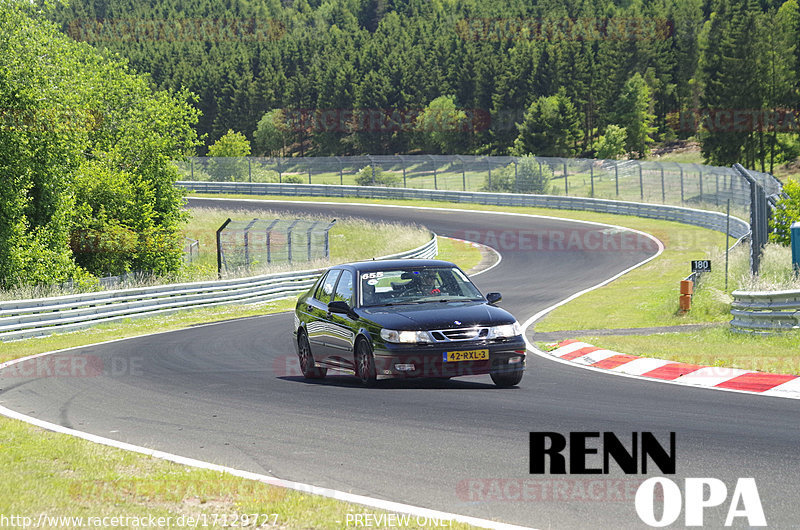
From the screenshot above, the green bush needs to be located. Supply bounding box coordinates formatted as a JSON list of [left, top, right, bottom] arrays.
[[595, 125, 628, 160], [0, 5, 198, 288], [354, 166, 401, 187], [480, 155, 553, 194], [770, 178, 800, 246], [207, 130, 251, 181], [281, 174, 305, 184]]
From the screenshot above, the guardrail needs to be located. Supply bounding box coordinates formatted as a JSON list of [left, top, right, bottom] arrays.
[[179, 181, 751, 239], [730, 290, 800, 333], [0, 235, 438, 342]]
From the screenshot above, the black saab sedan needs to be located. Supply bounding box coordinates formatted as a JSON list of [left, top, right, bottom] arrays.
[[293, 259, 526, 387]]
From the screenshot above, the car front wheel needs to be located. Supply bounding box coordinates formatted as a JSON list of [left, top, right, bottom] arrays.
[[297, 331, 327, 380], [355, 339, 377, 387], [490, 370, 523, 387]]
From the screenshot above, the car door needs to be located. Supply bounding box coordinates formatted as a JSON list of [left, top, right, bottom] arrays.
[[305, 269, 340, 363], [325, 270, 357, 369]]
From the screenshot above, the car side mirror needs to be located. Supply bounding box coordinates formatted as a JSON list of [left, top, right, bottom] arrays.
[[486, 292, 502, 305], [328, 301, 353, 316]]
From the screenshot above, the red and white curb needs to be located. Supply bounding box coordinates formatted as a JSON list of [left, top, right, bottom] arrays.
[[546, 340, 800, 399]]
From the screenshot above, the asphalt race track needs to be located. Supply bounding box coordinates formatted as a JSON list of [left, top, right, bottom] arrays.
[[2, 199, 799, 529]]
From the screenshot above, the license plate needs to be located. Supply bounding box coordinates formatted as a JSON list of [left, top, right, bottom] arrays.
[[443, 349, 489, 362]]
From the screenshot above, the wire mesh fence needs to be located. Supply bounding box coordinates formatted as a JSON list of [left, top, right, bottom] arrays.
[[175, 155, 782, 215], [216, 218, 336, 276]]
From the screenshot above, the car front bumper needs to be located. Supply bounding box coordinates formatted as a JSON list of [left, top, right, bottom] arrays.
[[373, 337, 527, 378]]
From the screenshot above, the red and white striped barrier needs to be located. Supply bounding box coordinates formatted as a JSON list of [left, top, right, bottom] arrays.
[[546, 340, 800, 399]]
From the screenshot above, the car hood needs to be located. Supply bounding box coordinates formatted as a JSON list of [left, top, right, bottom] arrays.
[[359, 301, 516, 330]]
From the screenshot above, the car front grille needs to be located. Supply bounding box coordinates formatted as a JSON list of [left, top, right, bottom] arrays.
[[430, 327, 489, 342]]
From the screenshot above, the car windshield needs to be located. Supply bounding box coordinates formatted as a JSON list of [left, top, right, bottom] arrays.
[[359, 267, 483, 307]]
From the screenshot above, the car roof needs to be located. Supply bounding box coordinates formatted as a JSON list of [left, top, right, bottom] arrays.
[[331, 259, 458, 273]]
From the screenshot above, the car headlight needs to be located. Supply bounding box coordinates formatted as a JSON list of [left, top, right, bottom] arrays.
[[487, 321, 521, 339], [380, 329, 432, 344]]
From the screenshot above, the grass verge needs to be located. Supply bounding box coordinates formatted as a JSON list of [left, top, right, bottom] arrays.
[[548, 241, 800, 375], [548, 327, 800, 375], [0, 415, 476, 529], [438, 237, 483, 272], [184, 207, 433, 279]]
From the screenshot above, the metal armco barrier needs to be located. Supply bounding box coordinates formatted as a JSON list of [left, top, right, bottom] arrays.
[[0, 235, 437, 342], [179, 181, 751, 239], [731, 290, 800, 333]]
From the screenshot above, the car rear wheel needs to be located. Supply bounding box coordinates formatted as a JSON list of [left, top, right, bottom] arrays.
[[298, 331, 327, 379], [355, 339, 377, 387], [490, 370, 523, 387]]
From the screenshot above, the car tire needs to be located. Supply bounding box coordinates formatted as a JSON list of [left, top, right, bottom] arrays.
[[490, 370, 523, 387], [355, 339, 377, 387], [297, 331, 327, 379]]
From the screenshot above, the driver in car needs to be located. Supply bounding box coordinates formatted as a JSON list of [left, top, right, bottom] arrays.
[[411, 270, 441, 295]]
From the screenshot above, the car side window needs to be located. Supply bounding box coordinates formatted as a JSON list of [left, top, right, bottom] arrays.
[[315, 270, 340, 305], [332, 271, 354, 306]]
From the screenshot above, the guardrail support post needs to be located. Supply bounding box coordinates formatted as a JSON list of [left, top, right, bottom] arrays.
[[638, 162, 644, 200], [306, 221, 317, 261], [217, 218, 232, 279], [265, 219, 280, 264], [698, 169, 703, 201], [243, 219, 258, 270], [324, 219, 336, 259], [287, 219, 301, 263], [792, 222, 800, 274], [725, 199, 731, 290], [733, 163, 769, 275]]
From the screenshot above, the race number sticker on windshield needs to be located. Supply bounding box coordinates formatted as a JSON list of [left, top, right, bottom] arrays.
[[443, 349, 489, 362]]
